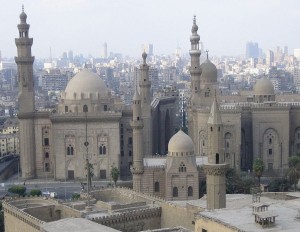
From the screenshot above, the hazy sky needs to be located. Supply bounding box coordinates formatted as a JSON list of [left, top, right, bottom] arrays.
[[0, 0, 299, 59]]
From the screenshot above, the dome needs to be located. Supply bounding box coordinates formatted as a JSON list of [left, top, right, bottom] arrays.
[[254, 78, 274, 95], [64, 68, 108, 100], [168, 130, 194, 153], [200, 59, 217, 83]]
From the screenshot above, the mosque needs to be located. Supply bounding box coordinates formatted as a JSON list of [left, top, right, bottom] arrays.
[[16, 7, 178, 181], [17, 5, 300, 199]]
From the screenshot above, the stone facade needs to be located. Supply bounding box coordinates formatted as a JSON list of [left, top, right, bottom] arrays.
[[15, 9, 178, 181]]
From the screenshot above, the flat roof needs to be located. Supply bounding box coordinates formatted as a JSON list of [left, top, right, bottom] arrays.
[[197, 194, 300, 232], [41, 218, 120, 232]]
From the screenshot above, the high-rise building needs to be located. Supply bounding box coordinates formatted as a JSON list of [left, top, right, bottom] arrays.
[[246, 42, 259, 59], [294, 49, 300, 61], [266, 50, 274, 66], [103, 42, 107, 59], [68, 50, 73, 62], [141, 44, 153, 56]]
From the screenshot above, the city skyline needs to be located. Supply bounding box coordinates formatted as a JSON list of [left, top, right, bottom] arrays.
[[0, 0, 299, 58]]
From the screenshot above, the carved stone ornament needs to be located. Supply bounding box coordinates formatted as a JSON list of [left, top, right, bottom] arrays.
[[203, 164, 229, 176]]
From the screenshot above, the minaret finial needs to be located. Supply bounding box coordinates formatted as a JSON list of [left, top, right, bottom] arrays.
[[142, 51, 147, 65], [206, 50, 209, 60], [193, 15, 196, 24], [22, 4, 24, 12]]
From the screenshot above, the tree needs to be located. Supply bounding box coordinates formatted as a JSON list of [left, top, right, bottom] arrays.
[[111, 166, 120, 187], [71, 193, 81, 200], [286, 156, 300, 191], [29, 189, 42, 196], [8, 185, 26, 196], [253, 158, 264, 188]]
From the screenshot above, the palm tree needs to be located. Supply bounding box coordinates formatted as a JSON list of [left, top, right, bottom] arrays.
[[253, 157, 264, 188], [286, 156, 300, 191]]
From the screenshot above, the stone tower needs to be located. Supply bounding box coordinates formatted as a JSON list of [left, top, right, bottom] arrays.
[[204, 95, 228, 210], [139, 52, 152, 157], [15, 6, 36, 179], [130, 80, 144, 191], [189, 16, 201, 105]]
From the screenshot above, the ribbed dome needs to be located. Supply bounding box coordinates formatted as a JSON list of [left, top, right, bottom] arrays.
[[64, 68, 108, 100], [200, 59, 217, 83], [254, 78, 274, 95], [168, 130, 194, 153]]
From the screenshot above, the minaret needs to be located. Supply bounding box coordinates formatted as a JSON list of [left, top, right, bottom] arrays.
[[204, 94, 228, 210], [16, 5, 35, 112], [189, 16, 201, 104], [15, 6, 36, 179], [139, 52, 152, 156], [130, 81, 144, 192]]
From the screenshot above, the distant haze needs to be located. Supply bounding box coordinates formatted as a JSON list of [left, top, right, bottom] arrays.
[[0, 0, 299, 58]]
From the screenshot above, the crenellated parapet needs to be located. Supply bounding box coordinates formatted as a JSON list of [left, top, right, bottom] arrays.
[[3, 199, 45, 230], [90, 206, 161, 227]]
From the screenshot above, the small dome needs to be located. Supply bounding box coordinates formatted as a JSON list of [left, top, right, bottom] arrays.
[[254, 78, 274, 95], [20, 6, 27, 23], [168, 130, 194, 153], [200, 59, 217, 83], [64, 68, 108, 100]]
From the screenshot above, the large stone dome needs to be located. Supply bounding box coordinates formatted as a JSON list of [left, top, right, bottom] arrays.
[[64, 68, 108, 100], [200, 59, 217, 83], [168, 130, 194, 155], [254, 78, 274, 95]]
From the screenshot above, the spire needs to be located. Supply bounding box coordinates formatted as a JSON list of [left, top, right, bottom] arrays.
[[19, 5, 27, 24], [192, 15, 198, 34], [207, 91, 222, 125]]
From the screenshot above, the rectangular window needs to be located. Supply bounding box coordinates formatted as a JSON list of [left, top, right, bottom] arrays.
[[44, 138, 49, 146], [268, 149, 272, 155], [100, 170, 106, 179], [128, 137, 132, 145], [104, 105, 108, 111], [297, 143, 300, 150], [121, 151, 124, 157]]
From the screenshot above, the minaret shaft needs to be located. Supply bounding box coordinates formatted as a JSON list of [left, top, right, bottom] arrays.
[[189, 16, 201, 103], [16, 7, 36, 179]]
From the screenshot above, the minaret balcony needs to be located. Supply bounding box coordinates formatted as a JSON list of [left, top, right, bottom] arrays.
[[131, 166, 144, 175], [189, 50, 201, 56], [203, 163, 229, 176], [130, 120, 144, 129], [15, 38, 33, 46], [15, 56, 34, 64]]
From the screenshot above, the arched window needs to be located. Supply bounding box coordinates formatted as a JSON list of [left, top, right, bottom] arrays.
[[83, 104, 88, 112], [179, 162, 186, 172], [173, 187, 178, 197], [99, 145, 106, 155], [67, 145, 74, 155], [188, 186, 193, 197], [154, 182, 160, 192], [45, 152, 49, 158], [216, 153, 219, 164]]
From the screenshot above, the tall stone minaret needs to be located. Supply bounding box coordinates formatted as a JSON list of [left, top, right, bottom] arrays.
[[204, 94, 228, 210], [15, 6, 36, 179], [189, 16, 201, 105], [130, 81, 144, 192], [139, 52, 152, 156]]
